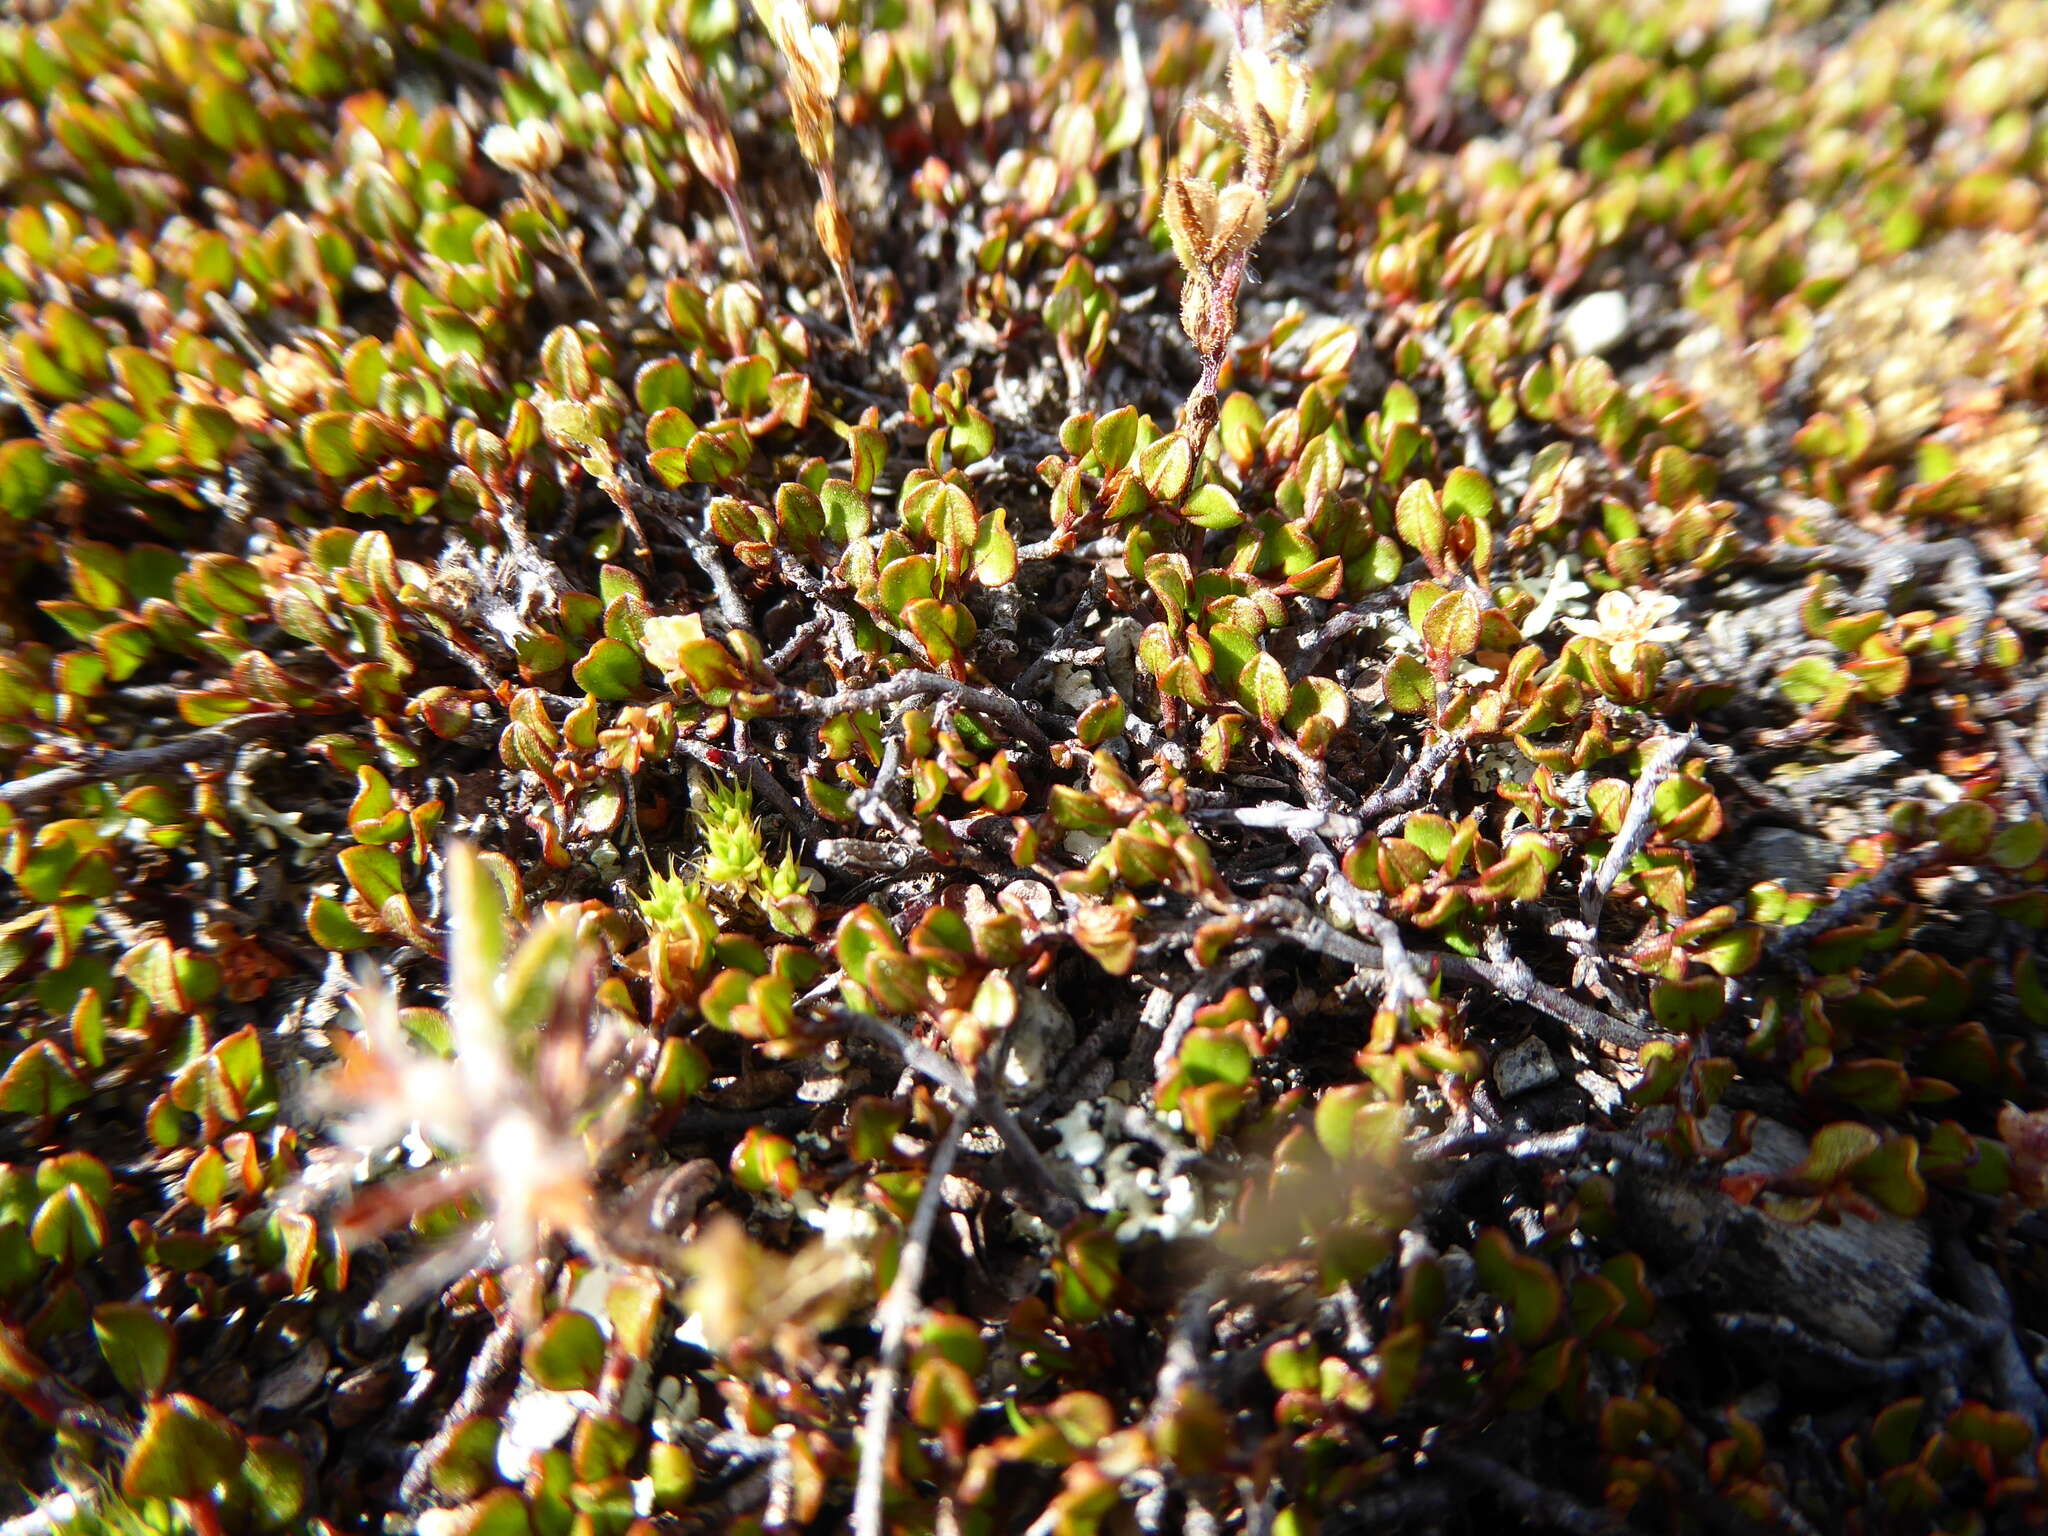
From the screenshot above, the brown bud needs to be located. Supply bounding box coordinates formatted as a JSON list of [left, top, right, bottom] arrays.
[[1179, 271, 1212, 347], [685, 122, 738, 189], [1200, 289, 1239, 356], [813, 196, 853, 274]]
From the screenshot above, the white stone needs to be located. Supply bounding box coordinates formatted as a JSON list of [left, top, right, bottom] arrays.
[[1061, 829, 1110, 862], [1002, 985, 1076, 1100], [1053, 663, 1103, 715], [1560, 290, 1629, 357]]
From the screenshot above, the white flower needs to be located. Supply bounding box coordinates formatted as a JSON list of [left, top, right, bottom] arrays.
[[1559, 589, 1687, 671], [1519, 557, 1593, 639], [481, 118, 564, 177]]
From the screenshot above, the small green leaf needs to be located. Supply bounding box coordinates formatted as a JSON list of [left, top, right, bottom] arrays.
[[1076, 695, 1127, 746], [94, 1302, 175, 1398], [648, 1443, 695, 1511], [1394, 480, 1446, 566], [1176, 1031, 1252, 1089], [730, 1127, 800, 1197], [238, 1436, 309, 1529], [910, 1355, 979, 1430], [522, 1309, 607, 1393], [971, 504, 1018, 588], [306, 896, 378, 953], [1053, 1226, 1120, 1325], [123, 1394, 246, 1499], [1182, 483, 1244, 530], [1473, 1229, 1562, 1346], [32, 1183, 107, 1263], [302, 412, 363, 478], [1441, 466, 1495, 523], [1990, 819, 2048, 870], [1382, 653, 1434, 714], [1420, 589, 1481, 656], [1245, 652, 1291, 729], [634, 358, 697, 413], [1138, 431, 1193, 501], [1776, 655, 1846, 707], [1091, 406, 1138, 471], [0, 1041, 88, 1118], [1935, 801, 1995, 859], [1853, 1135, 1927, 1218], [820, 479, 870, 541], [429, 1418, 503, 1502], [339, 844, 406, 909], [1800, 1122, 1881, 1185], [572, 637, 645, 701], [1649, 976, 1723, 1033]]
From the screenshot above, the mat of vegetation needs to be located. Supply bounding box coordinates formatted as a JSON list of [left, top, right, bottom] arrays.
[[4, 0, 2048, 1531]]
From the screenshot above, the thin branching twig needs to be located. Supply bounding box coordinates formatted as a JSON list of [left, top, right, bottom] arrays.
[[851, 1110, 969, 1536]]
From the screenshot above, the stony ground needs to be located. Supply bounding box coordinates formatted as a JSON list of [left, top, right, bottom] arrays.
[[4, 1, 2048, 1533]]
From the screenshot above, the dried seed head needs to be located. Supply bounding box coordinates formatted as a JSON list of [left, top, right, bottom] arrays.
[[1164, 176, 1220, 273], [685, 119, 739, 189], [754, 0, 841, 168], [1212, 182, 1270, 264], [813, 195, 854, 275], [1260, 0, 1331, 49], [1225, 60, 1272, 180], [1999, 1104, 2048, 1206], [257, 344, 331, 416], [1179, 270, 1213, 347]]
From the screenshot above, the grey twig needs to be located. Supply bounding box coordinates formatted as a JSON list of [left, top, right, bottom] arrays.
[[779, 671, 1050, 751], [1415, 1123, 1680, 1175], [1297, 832, 1430, 1011], [1, 713, 294, 811], [1579, 733, 1696, 931], [1411, 327, 1492, 477], [851, 1111, 970, 1536], [1712, 1310, 1996, 1388], [1246, 898, 1662, 1050], [641, 479, 754, 635], [1994, 718, 2048, 824], [765, 612, 833, 674], [399, 1304, 525, 1508], [1429, 1447, 1616, 1534], [1014, 567, 1108, 698], [1943, 1238, 2048, 1430], [833, 1009, 1078, 1225], [1319, 1478, 1460, 1533], [1764, 842, 1946, 966], [1356, 730, 1467, 830], [1146, 1278, 1225, 1431]]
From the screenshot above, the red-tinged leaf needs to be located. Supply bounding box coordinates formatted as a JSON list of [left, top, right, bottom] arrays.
[[122, 1393, 246, 1499], [94, 1302, 174, 1398], [0, 1041, 88, 1118]]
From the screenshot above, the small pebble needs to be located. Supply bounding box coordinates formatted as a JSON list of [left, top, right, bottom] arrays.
[[1494, 1036, 1561, 1098]]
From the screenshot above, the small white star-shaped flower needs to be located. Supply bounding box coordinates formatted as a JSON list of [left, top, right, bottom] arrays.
[[1560, 589, 1687, 671]]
